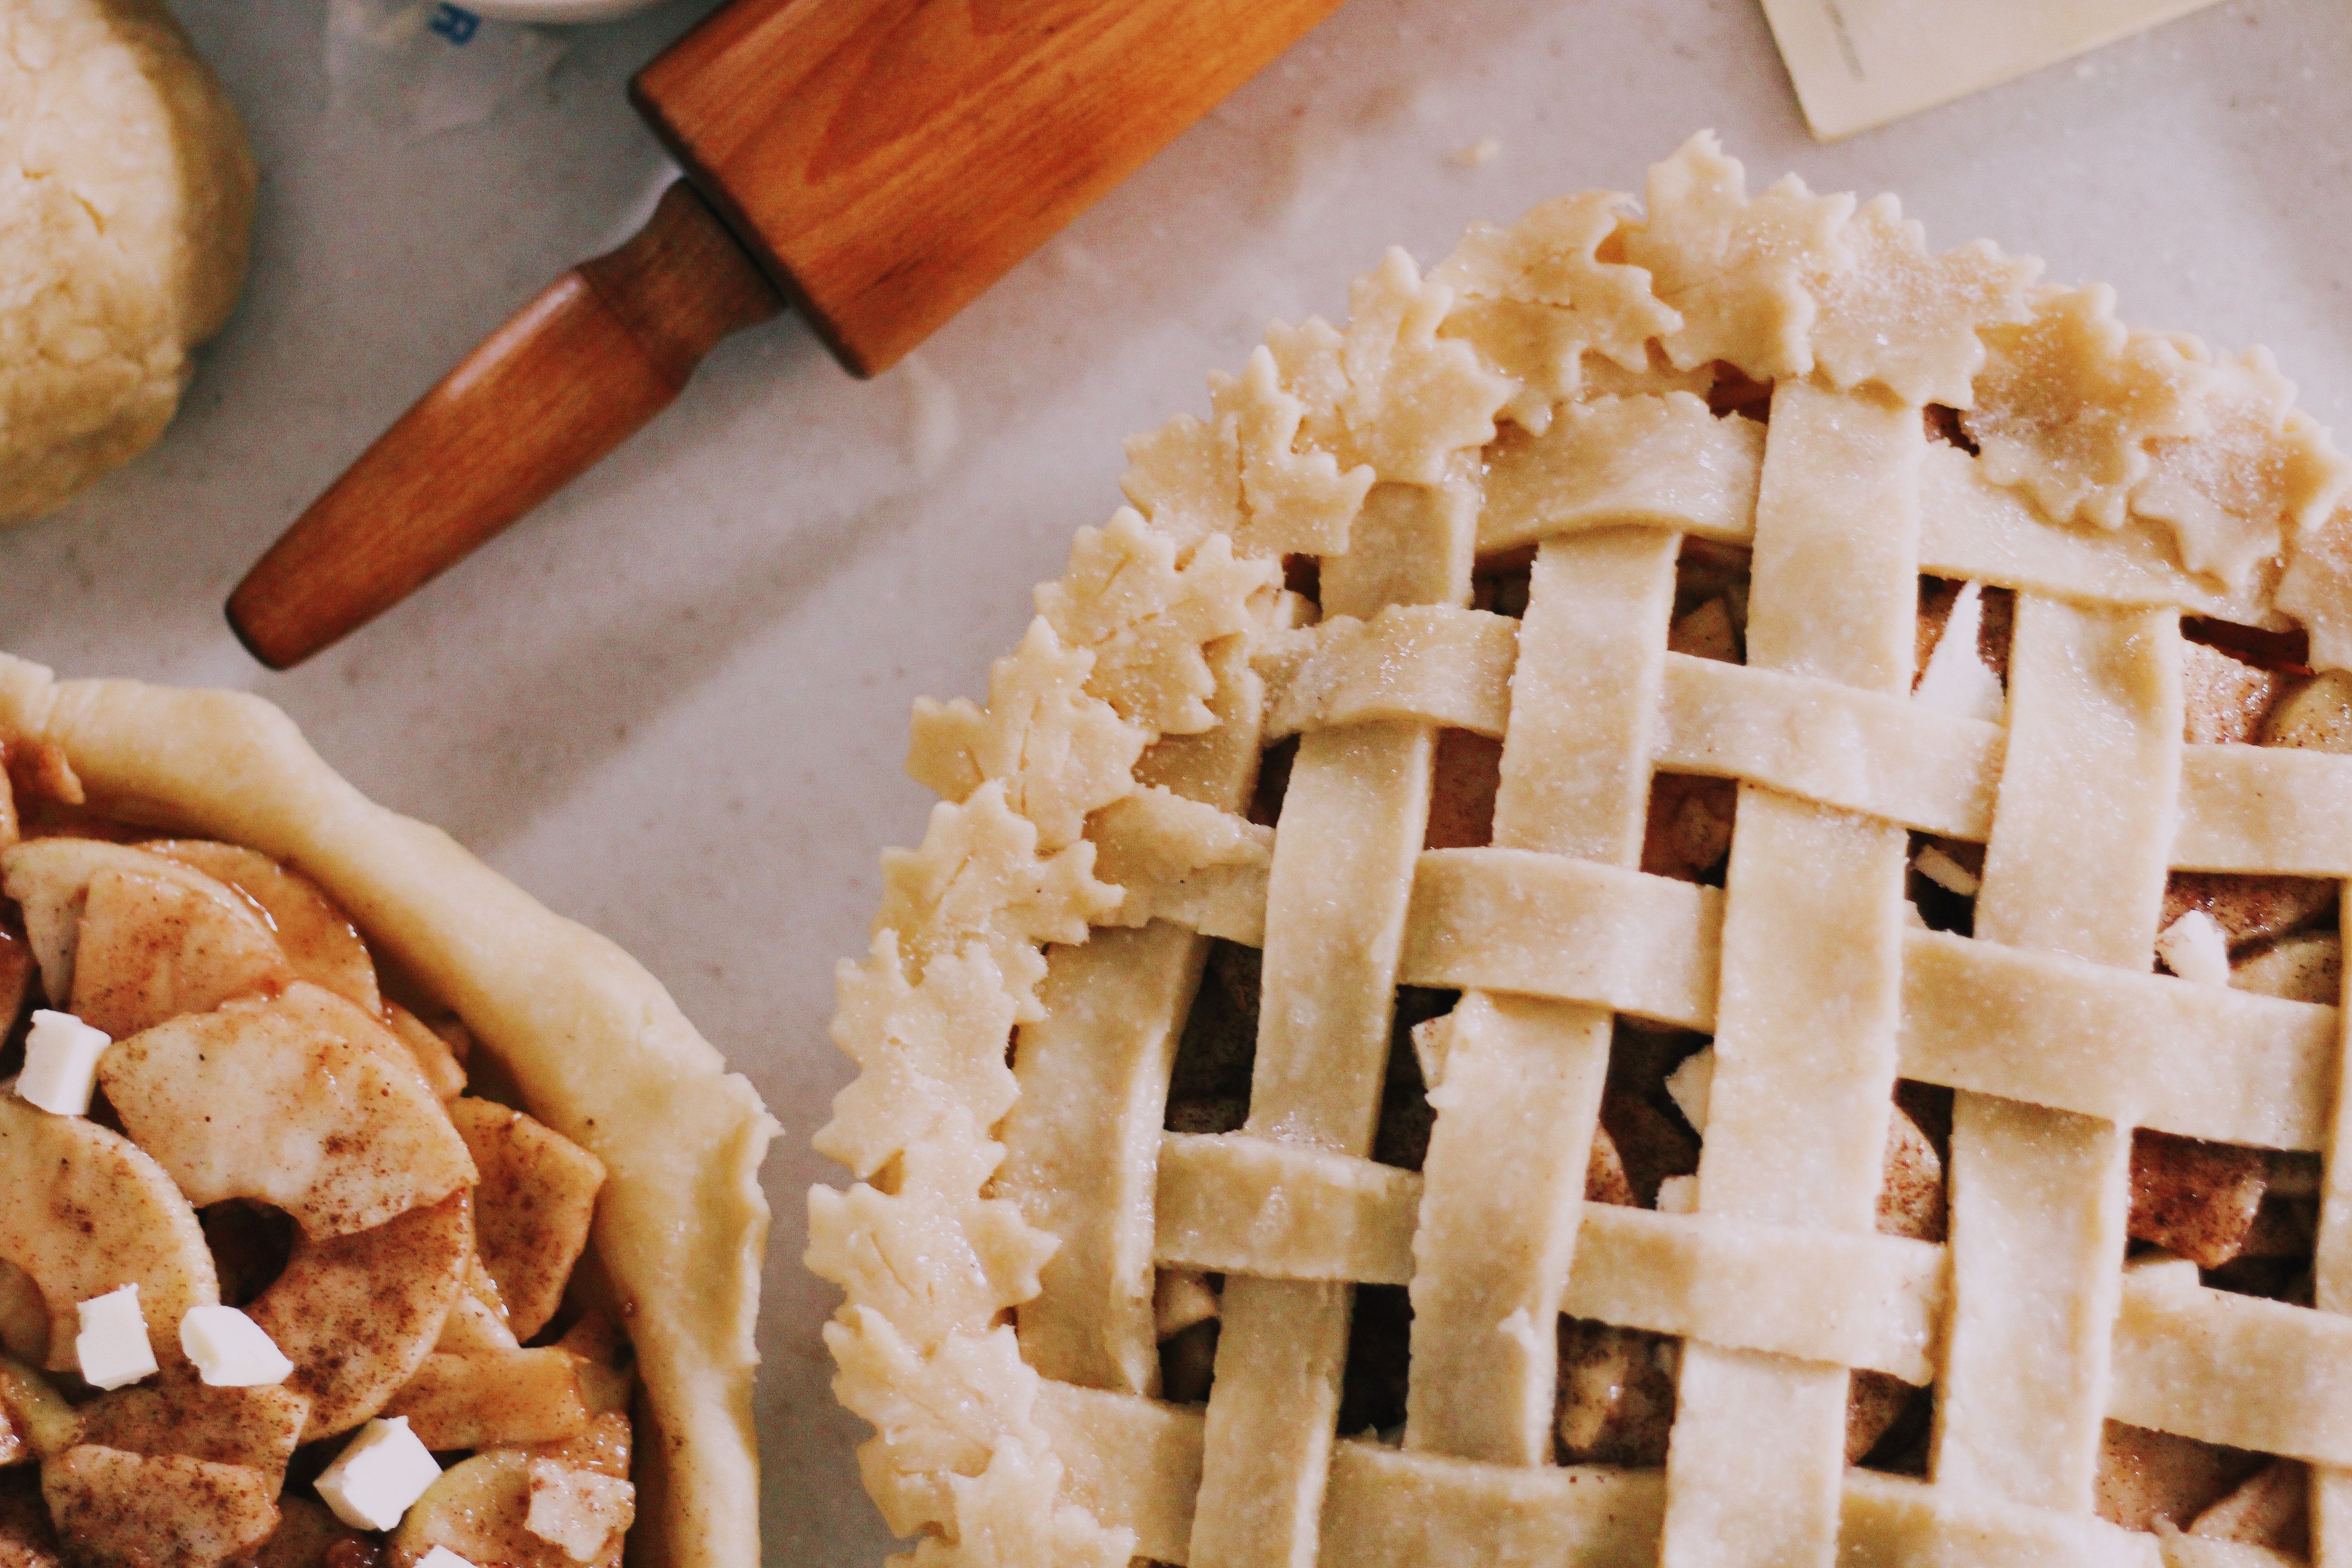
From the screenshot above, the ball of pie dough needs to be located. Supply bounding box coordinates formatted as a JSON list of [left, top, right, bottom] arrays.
[[0, 0, 257, 523]]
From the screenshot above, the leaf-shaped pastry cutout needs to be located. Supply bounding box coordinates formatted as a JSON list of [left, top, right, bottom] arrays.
[[819, 939, 1022, 1181], [1119, 411, 1243, 557], [1037, 511, 1278, 734], [2277, 498, 2352, 674], [1962, 283, 2210, 529], [2132, 347, 2352, 588], [1431, 189, 1676, 362], [807, 1116, 1059, 1352], [1206, 345, 1372, 558], [907, 619, 1145, 852], [1336, 248, 1514, 485], [1621, 130, 1854, 379], [1431, 190, 1680, 432], [823, 1313, 1044, 1534], [875, 783, 1119, 1018], [899, 1441, 1137, 1568], [1809, 194, 2041, 408]]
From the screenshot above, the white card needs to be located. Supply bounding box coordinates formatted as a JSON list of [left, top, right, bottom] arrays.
[[1761, 0, 2226, 141]]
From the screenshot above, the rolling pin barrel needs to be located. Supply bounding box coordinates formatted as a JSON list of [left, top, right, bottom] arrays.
[[229, 0, 1353, 667]]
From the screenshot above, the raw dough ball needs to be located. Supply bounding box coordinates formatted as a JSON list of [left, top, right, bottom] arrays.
[[0, 0, 256, 523]]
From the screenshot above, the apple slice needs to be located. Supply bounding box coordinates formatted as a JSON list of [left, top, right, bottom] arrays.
[[383, 1348, 590, 1450], [265, 983, 457, 1103], [141, 842, 380, 1015], [505, 1409, 632, 1480], [436, 1256, 519, 1355], [449, 1100, 604, 1340], [392, 1451, 595, 1568], [76, 1378, 309, 1483], [248, 1192, 470, 1442], [0, 1093, 217, 1375], [250, 1495, 370, 1568], [0, 1356, 83, 1463], [386, 1005, 469, 1101], [0, 926, 28, 1034], [42, 1445, 277, 1568], [101, 989, 475, 1240], [0, 1261, 46, 1368], [1, 838, 294, 1035]]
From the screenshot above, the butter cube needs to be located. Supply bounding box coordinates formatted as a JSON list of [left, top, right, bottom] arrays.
[[180, 1304, 294, 1388], [18, 1011, 111, 1117], [316, 1417, 442, 1532], [75, 1285, 157, 1391]]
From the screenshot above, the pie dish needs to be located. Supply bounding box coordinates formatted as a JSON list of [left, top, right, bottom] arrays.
[[813, 132, 2352, 1567], [0, 656, 774, 1568]]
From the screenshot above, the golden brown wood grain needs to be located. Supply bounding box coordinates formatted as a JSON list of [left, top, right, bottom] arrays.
[[227, 182, 784, 670], [634, 0, 1353, 376], [233, 0, 1352, 667]]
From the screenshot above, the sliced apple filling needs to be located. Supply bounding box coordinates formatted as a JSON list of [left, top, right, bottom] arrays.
[[0, 816, 632, 1568]]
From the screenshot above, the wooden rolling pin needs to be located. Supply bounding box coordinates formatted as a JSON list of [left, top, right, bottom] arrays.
[[229, 0, 1352, 669]]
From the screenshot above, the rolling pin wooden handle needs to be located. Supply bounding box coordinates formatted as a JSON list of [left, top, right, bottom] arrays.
[[226, 180, 784, 671]]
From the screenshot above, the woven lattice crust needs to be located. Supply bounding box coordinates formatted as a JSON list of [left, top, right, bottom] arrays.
[[813, 132, 2352, 1568]]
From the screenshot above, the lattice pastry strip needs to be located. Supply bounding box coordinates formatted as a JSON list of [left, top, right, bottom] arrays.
[[1403, 526, 1679, 1466], [1936, 598, 2182, 1511], [1188, 479, 1475, 1568], [1661, 380, 1923, 1566], [999, 641, 1270, 1396]]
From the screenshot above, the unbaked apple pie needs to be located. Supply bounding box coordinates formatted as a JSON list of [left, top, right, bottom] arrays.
[[0, 660, 773, 1568], [814, 135, 2352, 1568]]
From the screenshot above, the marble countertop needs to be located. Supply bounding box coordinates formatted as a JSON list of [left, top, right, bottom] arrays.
[[7, 0, 2351, 1558]]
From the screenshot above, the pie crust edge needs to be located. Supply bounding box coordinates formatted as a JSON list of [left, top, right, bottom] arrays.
[[0, 651, 778, 1568]]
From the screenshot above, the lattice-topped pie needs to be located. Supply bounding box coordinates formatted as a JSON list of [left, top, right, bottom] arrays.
[[0, 658, 774, 1568], [813, 134, 2352, 1568]]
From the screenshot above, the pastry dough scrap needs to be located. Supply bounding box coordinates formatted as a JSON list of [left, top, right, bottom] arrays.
[[1622, 130, 1855, 379], [1808, 194, 2042, 408]]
